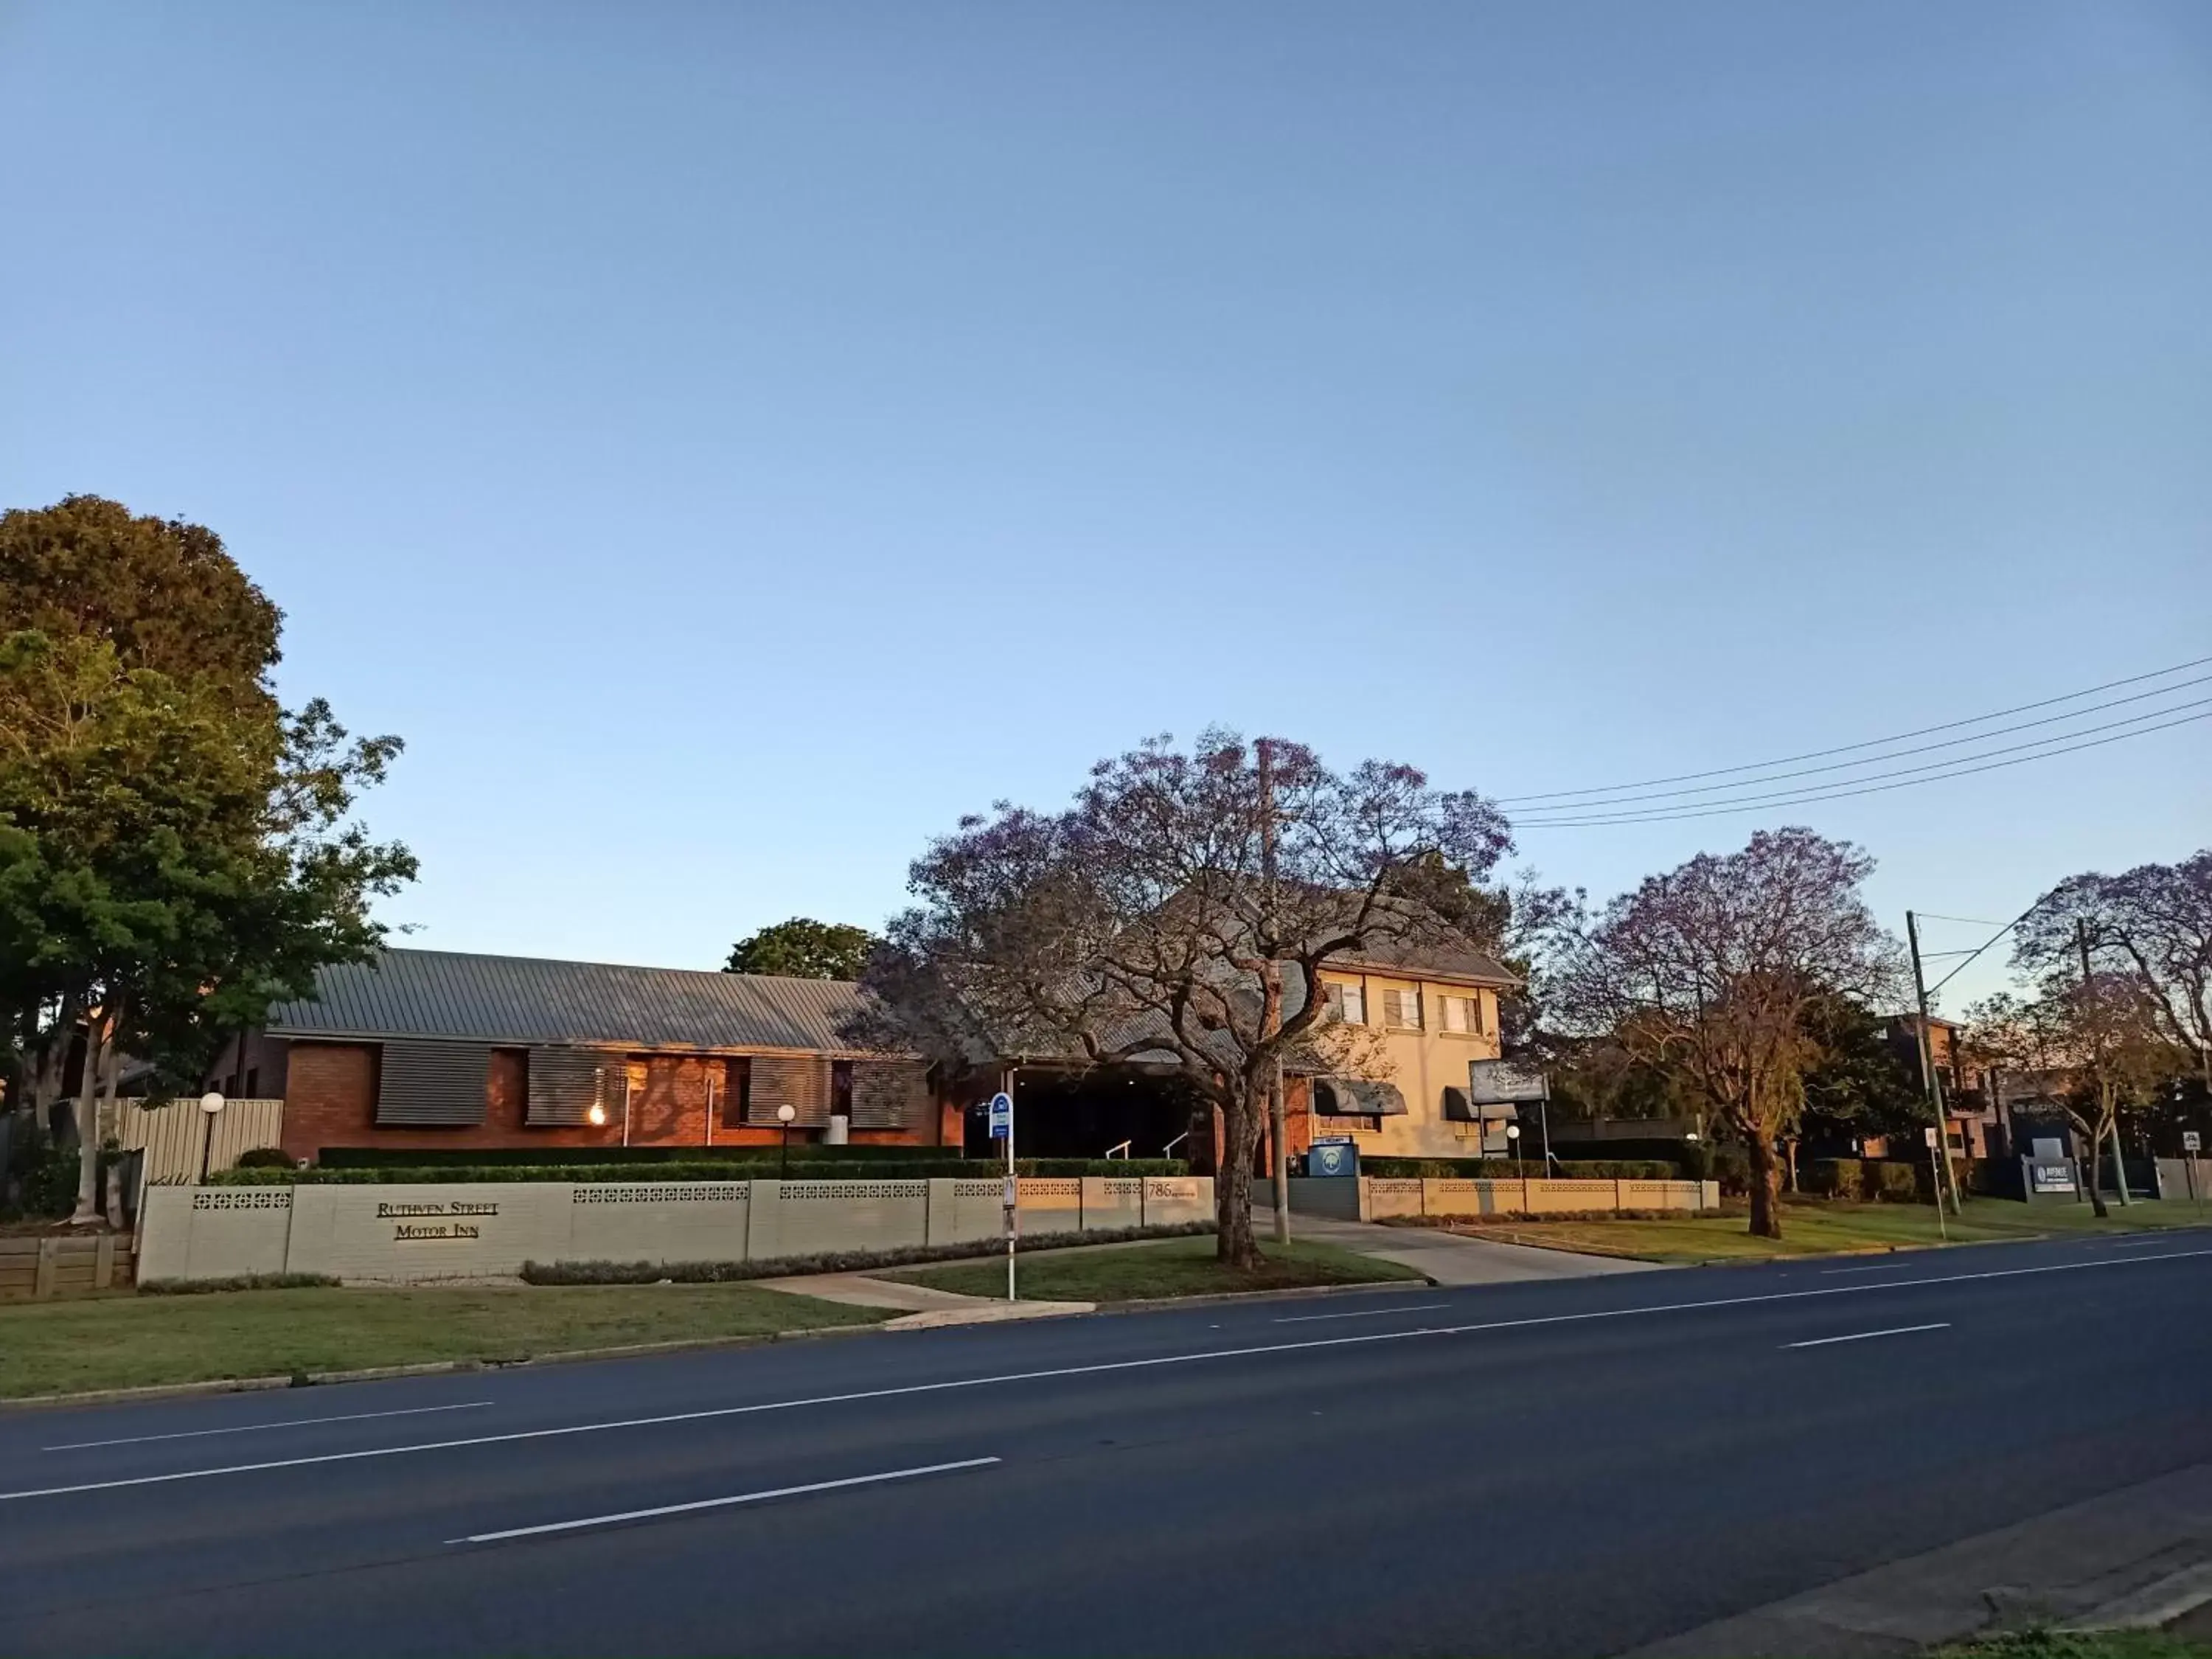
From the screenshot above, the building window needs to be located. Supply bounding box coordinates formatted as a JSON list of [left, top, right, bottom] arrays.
[[1322, 981, 1366, 1026], [1439, 995, 1485, 1035], [1382, 989, 1423, 1030]]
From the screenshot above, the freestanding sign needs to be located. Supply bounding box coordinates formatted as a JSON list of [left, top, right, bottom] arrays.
[[2186, 1131, 2203, 1207], [1309, 1138, 1357, 1179], [989, 1091, 1017, 1301], [1465, 1061, 1550, 1105]]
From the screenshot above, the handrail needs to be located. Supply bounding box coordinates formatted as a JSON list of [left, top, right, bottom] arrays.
[[1104, 1141, 1132, 1160], [1163, 1131, 1190, 1159]]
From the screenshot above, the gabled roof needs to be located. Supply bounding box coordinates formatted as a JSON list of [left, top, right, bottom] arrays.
[[268, 948, 872, 1054], [1327, 939, 1517, 987]]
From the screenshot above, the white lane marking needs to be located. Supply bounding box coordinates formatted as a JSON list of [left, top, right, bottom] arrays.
[[448, 1457, 1000, 1545], [1273, 1302, 1450, 1324], [1820, 1262, 1915, 1275], [2101, 1234, 2185, 1247], [1785, 1323, 1950, 1349], [5, 1245, 2206, 1504], [44, 1402, 495, 1453]]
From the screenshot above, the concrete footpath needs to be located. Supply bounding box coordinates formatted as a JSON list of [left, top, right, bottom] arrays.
[[754, 1270, 1093, 1327], [1279, 1211, 1660, 1284], [1628, 1458, 2212, 1657]]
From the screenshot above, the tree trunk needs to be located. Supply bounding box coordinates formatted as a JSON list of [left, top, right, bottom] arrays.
[[69, 1012, 108, 1225], [2078, 1114, 2110, 1218], [1747, 1133, 1784, 1239], [1216, 1089, 1264, 1269]]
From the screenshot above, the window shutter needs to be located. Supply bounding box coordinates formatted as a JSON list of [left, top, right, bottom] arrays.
[[747, 1055, 830, 1126], [374, 1042, 489, 1126], [526, 1048, 616, 1125], [849, 1060, 927, 1129]]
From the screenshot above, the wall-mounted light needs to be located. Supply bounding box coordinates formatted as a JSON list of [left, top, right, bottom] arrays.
[[588, 1102, 608, 1126]]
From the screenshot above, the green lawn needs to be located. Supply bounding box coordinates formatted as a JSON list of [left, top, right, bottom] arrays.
[[1932, 1630, 2212, 1659], [1430, 1196, 2211, 1265], [0, 1283, 887, 1399], [891, 1234, 1425, 1301]]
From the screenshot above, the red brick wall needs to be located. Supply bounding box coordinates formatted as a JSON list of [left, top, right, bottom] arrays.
[[280, 1040, 942, 1161]]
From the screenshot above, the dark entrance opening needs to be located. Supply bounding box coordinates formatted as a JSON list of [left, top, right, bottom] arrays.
[[961, 1068, 1206, 1163]]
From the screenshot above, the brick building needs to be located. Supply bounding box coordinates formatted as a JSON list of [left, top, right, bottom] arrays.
[[226, 949, 946, 1164]]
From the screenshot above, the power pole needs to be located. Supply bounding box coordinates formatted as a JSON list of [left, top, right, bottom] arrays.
[[2077, 917, 2132, 1207], [1259, 739, 1290, 1245], [1906, 911, 1964, 1216]]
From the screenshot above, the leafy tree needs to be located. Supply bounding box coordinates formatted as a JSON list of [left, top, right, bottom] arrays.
[[0, 495, 280, 707], [2014, 852, 2212, 1093], [0, 498, 412, 1220], [855, 729, 1512, 1267], [1547, 828, 1902, 1239], [1797, 992, 1924, 1144], [1966, 976, 2175, 1217], [725, 918, 877, 981]]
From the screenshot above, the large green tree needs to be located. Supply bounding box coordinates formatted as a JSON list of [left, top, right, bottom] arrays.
[[0, 498, 413, 1220], [725, 918, 877, 981]]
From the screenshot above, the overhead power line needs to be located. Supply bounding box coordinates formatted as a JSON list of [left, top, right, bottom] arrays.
[[1512, 706, 2212, 829], [1499, 653, 2212, 807], [1503, 673, 2211, 810]]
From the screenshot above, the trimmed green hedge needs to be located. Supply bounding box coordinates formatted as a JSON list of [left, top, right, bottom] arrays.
[[211, 1158, 1192, 1186], [317, 1143, 940, 1169], [520, 1222, 1216, 1284], [139, 1272, 341, 1295], [1357, 1157, 1682, 1180]]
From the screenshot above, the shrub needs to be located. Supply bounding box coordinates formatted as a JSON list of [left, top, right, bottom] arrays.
[[1804, 1158, 1863, 1199], [1868, 1161, 1923, 1203], [139, 1273, 341, 1295], [211, 1158, 1192, 1186], [4, 1119, 81, 1218], [233, 1147, 296, 1169], [1359, 1157, 1681, 1180], [316, 1143, 942, 1169], [519, 1221, 1216, 1284]]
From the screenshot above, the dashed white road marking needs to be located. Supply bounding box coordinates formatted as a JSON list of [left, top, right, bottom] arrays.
[[449, 1458, 1001, 1545], [4, 1245, 2205, 1505], [1785, 1323, 1950, 1349]]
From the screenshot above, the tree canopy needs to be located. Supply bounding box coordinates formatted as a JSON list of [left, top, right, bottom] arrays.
[[1, 497, 412, 1219], [1546, 827, 1902, 1238], [858, 729, 1512, 1266], [725, 918, 877, 981]]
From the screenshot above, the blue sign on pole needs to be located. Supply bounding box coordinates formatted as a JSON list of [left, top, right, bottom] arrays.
[[987, 1092, 1013, 1140], [1310, 1138, 1357, 1178]]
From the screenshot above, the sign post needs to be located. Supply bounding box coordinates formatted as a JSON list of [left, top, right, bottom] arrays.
[[2185, 1130, 2202, 1211], [989, 1091, 1015, 1301], [1924, 1125, 1948, 1242]]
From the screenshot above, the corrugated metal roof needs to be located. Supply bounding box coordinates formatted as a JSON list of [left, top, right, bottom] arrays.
[[268, 949, 874, 1054]]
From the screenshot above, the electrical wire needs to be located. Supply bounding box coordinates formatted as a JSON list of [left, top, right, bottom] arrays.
[[1512, 706, 2212, 829], [1499, 654, 2212, 806], [1498, 673, 2211, 810]]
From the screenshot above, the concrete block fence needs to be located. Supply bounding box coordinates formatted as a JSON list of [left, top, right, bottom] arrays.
[[136, 1176, 1215, 1285], [1287, 1175, 1719, 1222]]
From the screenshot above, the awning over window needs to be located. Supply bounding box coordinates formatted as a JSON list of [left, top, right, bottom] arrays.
[[1441, 1088, 1520, 1124], [1313, 1077, 1408, 1117]]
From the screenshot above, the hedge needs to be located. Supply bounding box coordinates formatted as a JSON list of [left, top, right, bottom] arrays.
[[1356, 1157, 1682, 1180], [316, 1143, 943, 1169], [210, 1158, 1192, 1186], [520, 1221, 1217, 1284], [138, 1272, 341, 1295]]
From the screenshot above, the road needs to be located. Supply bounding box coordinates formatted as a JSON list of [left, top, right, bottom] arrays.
[[5, 1228, 2211, 1657]]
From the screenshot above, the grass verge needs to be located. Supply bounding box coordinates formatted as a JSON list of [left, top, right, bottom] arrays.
[[0, 1283, 886, 1399], [1931, 1630, 2212, 1659], [889, 1234, 1425, 1301], [1416, 1196, 2211, 1264]]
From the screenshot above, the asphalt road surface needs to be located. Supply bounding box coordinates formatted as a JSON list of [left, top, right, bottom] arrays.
[[7, 1228, 2211, 1657]]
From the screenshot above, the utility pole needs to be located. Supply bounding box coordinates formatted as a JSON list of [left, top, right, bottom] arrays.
[[1258, 739, 1290, 1245], [1906, 911, 1964, 1216], [2077, 917, 2131, 1207]]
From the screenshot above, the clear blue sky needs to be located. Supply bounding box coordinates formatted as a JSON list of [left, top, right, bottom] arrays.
[[4, 1, 2208, 1012]]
